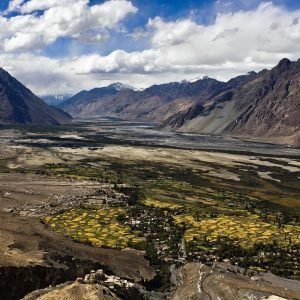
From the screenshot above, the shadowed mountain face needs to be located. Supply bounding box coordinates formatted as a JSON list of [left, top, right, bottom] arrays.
[[161, 58, 300, 143], [59, 83, 125, 117], [0, 68, 72, 125], [60, 75, 256, 122]]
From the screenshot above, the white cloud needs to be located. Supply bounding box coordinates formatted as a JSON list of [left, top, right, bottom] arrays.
[[71, 49, 166, 74], [149, 17, 200, 48], [70, 3, 300, 76], [0, 52, 169, 95], [6, 0, 24, 13], [1, 0, 137, 51], [1, 2, 300, 95], [4, 32, 44, 52], [148, 2, 300, 67], [19, 0, 77, 13]]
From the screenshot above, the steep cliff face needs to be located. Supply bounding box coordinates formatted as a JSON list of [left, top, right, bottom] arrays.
[[0, 68, 72, 125], [224, 58, 300, 137], [159, 71, 259, 132], [161, 59, 300, 142]]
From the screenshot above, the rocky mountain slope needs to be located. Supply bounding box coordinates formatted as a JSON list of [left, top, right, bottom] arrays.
[[161, 58, 300, 143], [59, 58, 300, 143], [59, 83, 126, 118], [0, 68, 72, 125], [60, 74, 256, 122]]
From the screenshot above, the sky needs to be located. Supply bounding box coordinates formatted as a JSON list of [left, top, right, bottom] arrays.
[[0, 0, 300, 95]]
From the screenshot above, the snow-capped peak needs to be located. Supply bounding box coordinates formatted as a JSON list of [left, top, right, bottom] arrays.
[[109, 82, 135, 91]]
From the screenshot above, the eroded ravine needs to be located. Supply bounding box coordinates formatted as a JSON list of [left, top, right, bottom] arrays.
[[0, 255, 106, 300]]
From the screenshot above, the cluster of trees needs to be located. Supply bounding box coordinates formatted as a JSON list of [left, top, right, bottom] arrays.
[[186, 237, 300, 280]]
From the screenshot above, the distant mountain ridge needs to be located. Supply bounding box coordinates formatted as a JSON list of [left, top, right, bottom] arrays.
[[41, 94, 73, 106], [59, 58, 300, 144], [59, 70, 257, 123], [59, 83, 134, 117], [0, 68, 72, 125]]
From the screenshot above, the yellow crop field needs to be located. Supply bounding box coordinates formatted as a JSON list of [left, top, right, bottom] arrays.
[[174, 213, 300, 248], [44, 207, 145, 249]]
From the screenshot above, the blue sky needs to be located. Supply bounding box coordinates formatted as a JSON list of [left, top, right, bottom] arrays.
[[0, 0, 300, 95], [0, 0, 220, 57], [2, 0, 299, 57]]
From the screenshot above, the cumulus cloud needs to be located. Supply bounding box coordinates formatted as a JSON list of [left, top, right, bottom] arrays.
[[147, 2, 300, 67], [149, 17, 200, 48], [1, 1, 300, 95], [0, 52, 169, 95], [18, 0, 76, 13], [70, 50, 166, 74], [1, 0, 137, 51], [72, 2, 300, 76], [6, 0, 24, 12]]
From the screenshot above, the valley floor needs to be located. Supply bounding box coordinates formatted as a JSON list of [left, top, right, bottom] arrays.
[[0, 120, 299, 300]]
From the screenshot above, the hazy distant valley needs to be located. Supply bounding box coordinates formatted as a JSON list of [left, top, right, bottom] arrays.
[[57, 59, 300, 147]]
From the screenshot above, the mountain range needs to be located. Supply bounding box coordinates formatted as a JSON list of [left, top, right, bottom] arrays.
[[59, 58, 300, 145], [0, 59, 299, 145], [0, 68, 71, 125], [59, 74, 256, 121]]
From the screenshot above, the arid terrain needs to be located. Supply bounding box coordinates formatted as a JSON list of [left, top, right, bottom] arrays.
[[0, 120, 299, 299], [173, 263, 300, 300], [1, 0, 300, 299]]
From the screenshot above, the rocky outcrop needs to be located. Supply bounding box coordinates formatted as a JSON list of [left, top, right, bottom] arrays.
[[223, 58, 300, 138], [23, 268, 167, 300], [0, 255, 106, 300], [160, 59, 300, 142], [0, 68, 72, 125], [24, 283, 121, 300]]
